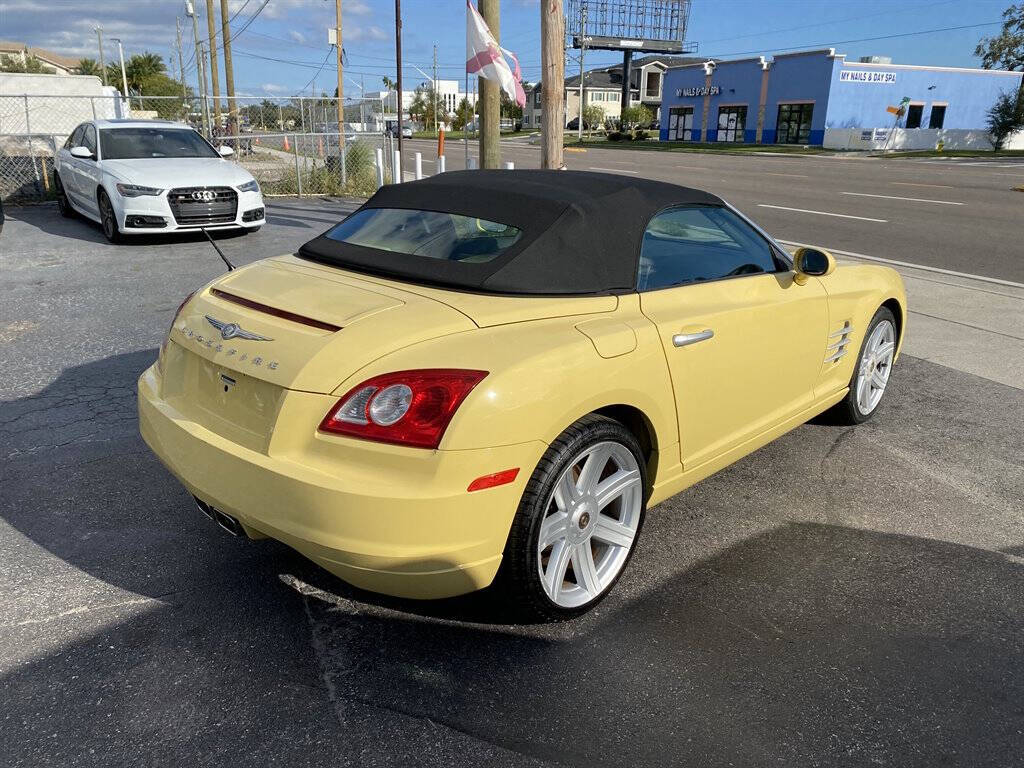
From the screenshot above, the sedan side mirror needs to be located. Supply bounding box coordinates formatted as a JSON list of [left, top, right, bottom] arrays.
[[793, 247, 836, 284], [218, 144, 234, 157], [70, 146, 94, 159]]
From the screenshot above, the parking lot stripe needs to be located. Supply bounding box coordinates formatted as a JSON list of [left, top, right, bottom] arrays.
[[778, 239, 1024, 289], [764, 172, 810, 178], [589, 167, 639, 174], [841, 191, 964, 206], [757, 204, 887, 223], [890, 181, 954, 189]]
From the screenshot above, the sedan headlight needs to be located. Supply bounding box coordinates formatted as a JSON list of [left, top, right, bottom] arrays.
[[237, 179, 260, 193], [116, 183, 163, 197]]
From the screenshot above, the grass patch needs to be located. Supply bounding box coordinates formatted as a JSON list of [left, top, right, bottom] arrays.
[[564, 137, 831, 155], [411, 129, 531, 140]]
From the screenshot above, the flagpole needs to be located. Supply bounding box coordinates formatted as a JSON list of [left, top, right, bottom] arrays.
[[464, 0, 469, 167]]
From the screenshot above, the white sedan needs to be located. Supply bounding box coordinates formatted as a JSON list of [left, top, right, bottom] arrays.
[[54, 119, 265, 243]]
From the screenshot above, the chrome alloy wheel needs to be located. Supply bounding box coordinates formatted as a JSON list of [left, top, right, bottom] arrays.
[[100, 194, 116, 239], [855, 319, 896, 415], [536, 441, 643, 608]]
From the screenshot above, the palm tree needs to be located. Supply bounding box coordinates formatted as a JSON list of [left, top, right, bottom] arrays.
[[77, 58, 102, 76]]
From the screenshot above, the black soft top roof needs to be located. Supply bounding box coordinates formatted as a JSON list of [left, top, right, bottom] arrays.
[[298, 169, 724, 295]]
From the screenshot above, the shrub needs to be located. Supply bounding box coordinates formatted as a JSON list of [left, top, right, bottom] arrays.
[[607, 131, 624, 142]]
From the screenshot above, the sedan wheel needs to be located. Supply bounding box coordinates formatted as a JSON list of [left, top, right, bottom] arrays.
[[98, 190, 122, 244], [499, 414, 647, 620], [55, 176, 74, 218]]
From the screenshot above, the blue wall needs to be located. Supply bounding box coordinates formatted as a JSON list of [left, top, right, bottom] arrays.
[[660, 50, 1024, 145], [825, 63, 1024, 130]]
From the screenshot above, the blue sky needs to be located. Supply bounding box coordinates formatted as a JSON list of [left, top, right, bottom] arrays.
[[0, 0, 1015, 97]]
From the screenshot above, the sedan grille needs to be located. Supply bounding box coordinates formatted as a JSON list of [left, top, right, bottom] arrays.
[[168, 187, 238, 226]]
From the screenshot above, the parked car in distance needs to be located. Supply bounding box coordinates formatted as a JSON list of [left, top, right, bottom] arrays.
[[386, 124, 414, 138], [139, 171, 907, 620], [54, 119, 265, 243]]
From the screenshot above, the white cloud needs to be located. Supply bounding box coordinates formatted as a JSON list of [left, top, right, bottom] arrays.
[[288, 30, 306, 44], [261, 83, 289, 93], [347, 25, 388, 43]]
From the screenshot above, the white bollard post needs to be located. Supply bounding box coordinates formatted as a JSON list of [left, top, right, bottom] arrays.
[[375, 147, 385, 187], [504, 161, 515, 170], [415, 152, 423, 180], [438, 155, 446, 173], [393, 150, 402, 182], [468, 156, 477, 170]]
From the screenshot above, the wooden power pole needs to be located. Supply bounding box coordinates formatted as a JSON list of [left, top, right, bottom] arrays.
[[219, 0, 237, 142], [540, 0, 564, 169], [204, 0, 222, 132], [335, 0, 347, 185], [478, 0, 500, 168]]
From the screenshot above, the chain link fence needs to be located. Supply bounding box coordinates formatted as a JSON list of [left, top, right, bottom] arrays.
[[0, 94, 399, 202]]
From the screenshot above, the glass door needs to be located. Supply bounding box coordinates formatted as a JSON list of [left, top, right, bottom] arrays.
[[669, 107, 694, 141], [776, 103, 814, 144]]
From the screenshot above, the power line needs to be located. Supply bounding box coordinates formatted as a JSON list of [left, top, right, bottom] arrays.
[[294, 46, 335, 96]]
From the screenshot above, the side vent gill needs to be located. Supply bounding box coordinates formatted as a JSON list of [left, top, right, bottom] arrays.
[[824, 321, 853, 363]]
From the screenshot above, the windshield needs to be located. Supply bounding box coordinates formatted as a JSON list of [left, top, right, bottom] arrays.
[[324, 207, 522, 263], [99, 128, 220, 160]]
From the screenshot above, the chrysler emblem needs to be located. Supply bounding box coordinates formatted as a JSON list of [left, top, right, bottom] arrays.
[[205, 315, 273, 341], [191, 190, 216, 202]]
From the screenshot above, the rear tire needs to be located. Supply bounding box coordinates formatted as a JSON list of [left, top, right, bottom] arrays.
[[497, 414, 647, 621], [825, 306, 898, 425], [98, 189, 122, 244]]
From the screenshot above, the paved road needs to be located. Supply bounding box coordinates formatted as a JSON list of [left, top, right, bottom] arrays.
[[2, 202, 1022, 767], [396, 138, 1024, 283]]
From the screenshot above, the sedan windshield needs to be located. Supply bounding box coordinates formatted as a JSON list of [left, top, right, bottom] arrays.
[[325, 207, 522, 263], [99, 128, 219, 160]]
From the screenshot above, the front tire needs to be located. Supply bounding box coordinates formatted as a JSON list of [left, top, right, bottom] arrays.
[[498, 414, 647, 621], [826, 306, 897, 425], [55, 175, 74, 218], [98, 189, 122, 244]]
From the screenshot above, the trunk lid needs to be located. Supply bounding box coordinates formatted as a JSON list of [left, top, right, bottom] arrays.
[[170, 256, 477, 395]]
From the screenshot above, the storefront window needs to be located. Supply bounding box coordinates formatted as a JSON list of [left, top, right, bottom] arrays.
[[776, 103, 814, 144], [906, 104, 924, 129], [928, 105, 946, 129], [717, 106, 747, 142], [669, 107, 695, 141]]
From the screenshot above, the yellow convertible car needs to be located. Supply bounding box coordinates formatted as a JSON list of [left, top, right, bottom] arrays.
[[139, 170, 906, 619]]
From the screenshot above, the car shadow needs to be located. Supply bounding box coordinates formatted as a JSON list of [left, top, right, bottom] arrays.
[[2, 351, 1023, 766]]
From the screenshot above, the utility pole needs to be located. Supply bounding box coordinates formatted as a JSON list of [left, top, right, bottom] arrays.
[[175, 19, 186, 99], [478, 0, 500, 168], [395, 0, 404, 161], [220, 0, 238, 144], [205, 0, 222, 132], [111, 38, 129, 101], [94, 27, 107, 86], [335, 0, 347, 185], [540, 0, 564, 169], [576, 3, 587, 143], [186, 1, 211, 136]]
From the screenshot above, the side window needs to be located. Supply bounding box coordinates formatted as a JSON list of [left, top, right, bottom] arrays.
[[81, 124, 97, 157], [67, 124, 85, 149], [638, 205, 781, 291]]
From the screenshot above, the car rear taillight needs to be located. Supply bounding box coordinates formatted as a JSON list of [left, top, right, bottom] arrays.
[[158, 290, 197, 372], [320, 369, 488, 449]]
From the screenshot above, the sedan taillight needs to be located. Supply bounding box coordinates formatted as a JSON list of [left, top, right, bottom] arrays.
[[320, 369, 488, 449]]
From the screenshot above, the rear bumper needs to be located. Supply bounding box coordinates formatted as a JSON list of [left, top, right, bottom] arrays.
[[138, 364, 544, 599]]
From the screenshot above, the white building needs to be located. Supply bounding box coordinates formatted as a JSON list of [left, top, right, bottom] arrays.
[[374, 80, 478, 120]]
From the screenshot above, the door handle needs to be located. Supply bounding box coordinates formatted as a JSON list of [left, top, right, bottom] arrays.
[[672, 329, 714, 347]]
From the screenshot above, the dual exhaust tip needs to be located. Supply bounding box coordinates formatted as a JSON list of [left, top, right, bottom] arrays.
[[194, 496, 244, 537]]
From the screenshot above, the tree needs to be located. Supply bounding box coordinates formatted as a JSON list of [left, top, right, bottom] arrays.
[[452, 97, 475, 131], [987, 90, 1024, 150], [582, 103, 605, 137], [107, 51, 166, 93], [620, 104, 652, 130], [976, 4, 1024, 105], [77, 58, 102, 77], [408, 85, 446, 130], [0, 54, 55, 74]]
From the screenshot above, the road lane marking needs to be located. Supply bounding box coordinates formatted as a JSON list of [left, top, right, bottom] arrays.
[[589, 166, 639, 174], [778, 239, 1024, 289], [841, 191, 964, 206], [890, 181, 954, 189], [675, 164, 708, 171], [757, 204, 887, 223], [764, 172, 809, 178]]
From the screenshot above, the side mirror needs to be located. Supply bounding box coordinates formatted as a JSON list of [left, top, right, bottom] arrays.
[[793, 247, 836, 284], [218, 144, 234, 157], [70, 146, 94, 159]]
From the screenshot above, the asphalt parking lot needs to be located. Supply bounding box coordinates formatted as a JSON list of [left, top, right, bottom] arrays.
[[2, 182, 1023, 767]]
